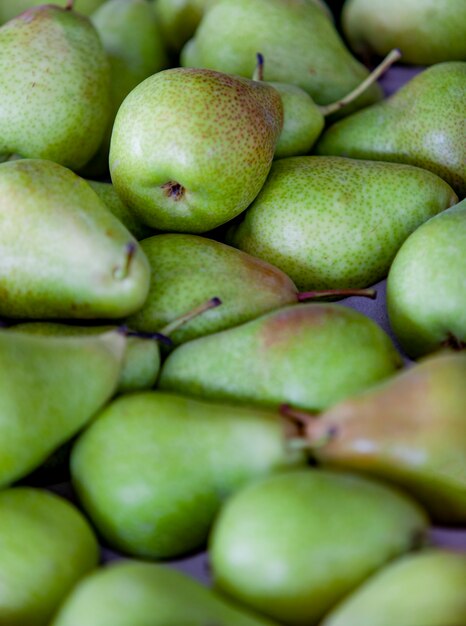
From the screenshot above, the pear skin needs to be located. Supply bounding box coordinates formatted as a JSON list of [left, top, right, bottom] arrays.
[[0, 0, 106, 23]]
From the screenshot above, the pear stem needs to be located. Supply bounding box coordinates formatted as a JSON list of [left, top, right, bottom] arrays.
[[280, 404, 317, 428], [65, 0, 75, 9], [318, 48, 402, 117], [253, 52, 265, 82], [159, 297, 222, 337], [120, 327, 173, 347], [297, 288, 377, 301]]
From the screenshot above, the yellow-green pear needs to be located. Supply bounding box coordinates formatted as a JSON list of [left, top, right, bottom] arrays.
[[0, 0, 106, 23]]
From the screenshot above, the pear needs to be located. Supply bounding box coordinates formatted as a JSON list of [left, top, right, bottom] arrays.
[[342, 0, 466, 66], [386, 199, 466, 357], [0, 328, 125, 487], [316, 62, 466, 197], [228, 156, 457, 291], [322, 549, 466, 626], [181, 0, 382, 115], [71, 391, 305, 558], [0, 0, 106, 23], [0, 3, 110, 170], [159, 303, 402, 412], [0, 159, 150, 319], [109, 67, 283, 233], [0, 487, 99, 626], [210, 469, 428, 626], [285, 351, 466, 525], [51, 560, 280, 626], [155, 0, 219, 52]]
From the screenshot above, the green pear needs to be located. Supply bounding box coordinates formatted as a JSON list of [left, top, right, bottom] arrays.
[[290, 351, 466, 524], [342, 0, 466, 66], [386, 199, 466, 358], [0, 159, 150, 319], [84, 0, 167, 177], [51, 560, 280, 626], [0, 328, 125, 487], [228, 156, 457, 291], [0, 4, 110, 170], [155, 0, 219, 52], [109, 67, 283, 232], [316, 62, 466, 197], [0, 0, 106, 23], [0, 487, 99, 626], [322, 549, 466, 626], [181, 0, 382, 115], [71, 391, 305, 558], [159, 303, 402, 412], [210, 469, 428, 626]]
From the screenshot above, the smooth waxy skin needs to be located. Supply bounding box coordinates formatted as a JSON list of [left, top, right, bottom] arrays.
[[51, 561, 280, 626], [181, 0, 381, 114], [0, 0, 106, 23], [127, 234, 298, 344], [71, 391, 304, 558], [229, 157, 457, 290], [159, 303, 402, 412], [309, 352, 466, 524], [0, 160, 150, 319], [322, 549, 466, 626], [343, 0, 466, 66], [210, 470, 428, 626], [387, 200, 466, 357], [0, 5, 110, 170], [110, 67, 283, 232], [316, 63, 466, 196], [0, 329, 125, 487], [0, 488, 99, 626]]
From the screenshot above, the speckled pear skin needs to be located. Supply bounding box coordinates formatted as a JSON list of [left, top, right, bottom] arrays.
[[342, 0, 466, 66], [0, 329, 125, 488], [181, 0, 381, 115], [0, 5, 110, 170], [387, 199, 466, 358], [0, 159, 151, 319], [316, 63, 466, 197], [126, 234, 298, 344], [322, 549, 466, 626], [310, 352, 466, 524], [109, 67, 283, 233], [0, 0, 106, 23], [0, 488, 99, 626], [159, 303, 402, 412], [209, 470, 428, 626], [229, 156, 457, 291], [51, 561, 281, 626]]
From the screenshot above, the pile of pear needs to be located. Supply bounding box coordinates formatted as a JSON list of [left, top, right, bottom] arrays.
[[0, 0, 465, 624]]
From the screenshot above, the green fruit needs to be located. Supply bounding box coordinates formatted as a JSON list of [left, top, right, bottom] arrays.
[[159, 303, 402, 412], [109, 67, 283, 232], [0, 4, 110, 170], [0, 159, 150, 319], [71, 391, 305, 558], [155, 0, 219, 52], [0, 487, 99, 626], [210, 469, 428, 626], [387, 199, 466, 357], [0, 0, 106, 23], [51, 560, 280, 626], [316, 62, 466, 197]]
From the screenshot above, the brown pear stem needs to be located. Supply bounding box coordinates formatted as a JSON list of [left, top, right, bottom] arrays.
[[280, 404, 338, 449], [65, 0, 75, 9], [159, 297, 222, 337], [297, 288, 377, 301], [120, 327, 173, 347], [280, 404, 318, 428], [318, 48, 402, 117], [253, 52, 265, 82]]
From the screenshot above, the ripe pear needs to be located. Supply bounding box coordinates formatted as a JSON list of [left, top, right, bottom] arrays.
[[0, 4, 110, 170], [322, 549, 466, 626], [155, 0, 219, 52], [316, 62, 466, 196], [210, 469, 428, 625], [0, 159, 150, 319], [0, 328, 125, 487], [0, 0, 106, 23], [342, 0, 466, 66], [159, 303, 402, 412], [229, 156, 457, 291], [291, 351, 466, 524], [0, 487, 99, 626], [71, 391, 305, 558], [386, 199, 466, 358], [109, 67, 283, 232], [51, 560, 280, 626], [181, 0, 382, 115]]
